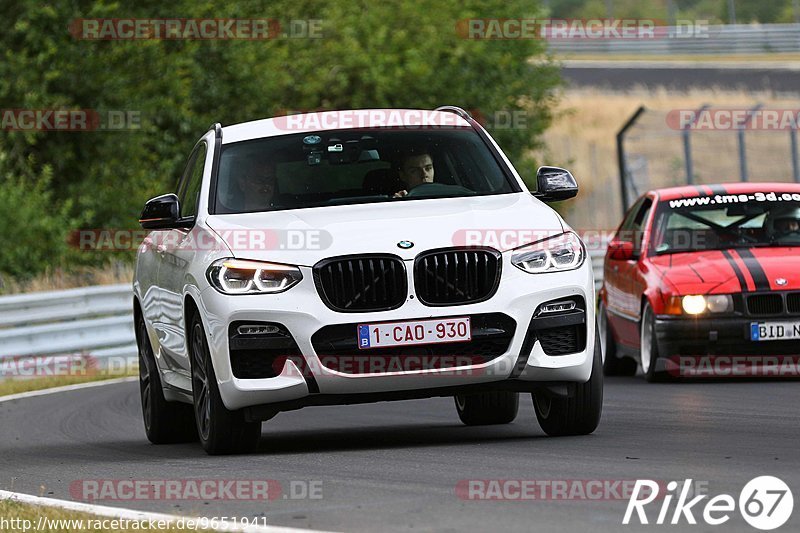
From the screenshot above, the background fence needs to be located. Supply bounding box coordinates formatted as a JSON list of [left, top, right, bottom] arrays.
[[617, 105, 800, 213]]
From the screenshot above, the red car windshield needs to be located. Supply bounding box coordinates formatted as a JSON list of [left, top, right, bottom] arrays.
[[651, 193, 800, 255]]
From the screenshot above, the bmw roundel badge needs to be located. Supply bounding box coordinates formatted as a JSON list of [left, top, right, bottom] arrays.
[[397, 240, 414, 249]]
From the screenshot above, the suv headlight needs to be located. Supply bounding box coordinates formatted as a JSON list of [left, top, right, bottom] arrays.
[[511, 232, 585, 274], [207, 258, 302, 295]]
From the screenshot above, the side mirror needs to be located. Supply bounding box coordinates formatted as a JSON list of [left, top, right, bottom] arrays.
[[608, 240, 635, 261], [139, 194, 190, 230], [533, 166, 579, 202]]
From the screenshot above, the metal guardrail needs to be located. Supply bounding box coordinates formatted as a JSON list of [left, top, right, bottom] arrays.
[[0, 284, 136, 367], [0, 249, 608, 375], [590, 248, 605, 293], [549, 23, 800, 55]]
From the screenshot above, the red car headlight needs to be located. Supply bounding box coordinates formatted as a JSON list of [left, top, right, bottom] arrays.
[[664, 295, 734, 315]]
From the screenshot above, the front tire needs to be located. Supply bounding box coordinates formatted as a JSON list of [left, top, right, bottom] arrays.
[[532, 323, 603, 436], [640, 303, 671, 382], [190, 314, 261, 455], [599, 300, 637, 376], [136, 311, 197, 444], [454, 392, 519, 425]]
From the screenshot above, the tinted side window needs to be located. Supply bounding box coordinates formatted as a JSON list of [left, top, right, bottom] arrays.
[[178, 143, 208, 218], [631, 199, 653, 256], [614, 197, 652, 256], [616, 197, 646, 241]]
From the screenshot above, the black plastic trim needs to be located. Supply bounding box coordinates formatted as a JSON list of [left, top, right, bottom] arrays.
[[530, 310, 586, 330], [413, 247, 502, 307], [312, 253, 408, 313], [207, 123, 223, 215], [243, 379, 575, 420], [309, 312, 516, 373]]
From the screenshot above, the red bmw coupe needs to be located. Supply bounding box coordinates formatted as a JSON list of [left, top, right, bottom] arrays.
[[599, 183, 800, 381]]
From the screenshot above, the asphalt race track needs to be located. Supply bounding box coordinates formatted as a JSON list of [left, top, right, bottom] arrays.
[[2, 378, 799, 532]]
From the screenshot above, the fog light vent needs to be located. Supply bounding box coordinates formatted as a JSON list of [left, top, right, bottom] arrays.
[[539, 300, 576, 314], [237, 324, 281, 335]]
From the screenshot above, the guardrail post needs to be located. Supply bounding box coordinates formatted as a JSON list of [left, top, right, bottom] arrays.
[[616, 105, 646, 216], [682, 131, 694, 185], [680, 104, 710, 186], [737, 103, 762, 182], [791, 125, 800, 183]]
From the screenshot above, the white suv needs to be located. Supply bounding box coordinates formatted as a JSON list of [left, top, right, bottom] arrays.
[[133, 106, 602, 454]]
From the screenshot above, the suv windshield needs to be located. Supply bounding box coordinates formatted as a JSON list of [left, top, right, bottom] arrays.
[[213, 127, 518, 214], [650, 194, 800, 255]]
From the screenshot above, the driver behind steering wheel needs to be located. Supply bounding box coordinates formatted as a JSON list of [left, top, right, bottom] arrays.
[[393, 148, 434, 198], [765, 206, 800, 241]]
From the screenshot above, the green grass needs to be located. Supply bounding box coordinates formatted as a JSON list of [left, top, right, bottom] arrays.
[[0, 499, 208, 532], [0, 368, 138, 397]]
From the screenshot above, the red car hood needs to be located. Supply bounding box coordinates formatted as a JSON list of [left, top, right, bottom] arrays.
[[649, 247, 800, 294]]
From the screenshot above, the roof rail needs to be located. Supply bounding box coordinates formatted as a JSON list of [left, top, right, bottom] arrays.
[[210, 122, 222, 139], [434, 106, 472, 121]]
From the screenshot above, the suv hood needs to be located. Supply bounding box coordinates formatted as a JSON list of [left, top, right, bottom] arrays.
[[205, 193, 563, 266]]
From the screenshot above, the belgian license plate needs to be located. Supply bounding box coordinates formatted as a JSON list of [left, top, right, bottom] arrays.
[[358, 317, 471, 349], [750, 321, 800, 341]]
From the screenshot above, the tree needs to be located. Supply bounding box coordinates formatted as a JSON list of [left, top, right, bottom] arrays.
[[0, 0, 560, 277]]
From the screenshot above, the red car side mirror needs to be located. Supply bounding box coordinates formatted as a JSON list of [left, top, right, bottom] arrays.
[[608, 240, 635, 261]]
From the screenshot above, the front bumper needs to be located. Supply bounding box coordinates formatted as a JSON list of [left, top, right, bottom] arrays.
[[197, 256, 596, 410], [654, 315, 800, 358]]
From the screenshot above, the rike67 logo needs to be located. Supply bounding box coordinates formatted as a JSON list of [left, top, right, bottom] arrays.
[[624, 477, 793, 530]]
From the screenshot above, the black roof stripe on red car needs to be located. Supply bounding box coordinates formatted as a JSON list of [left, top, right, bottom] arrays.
[[708, 184, 727, 196], [735, 248, 771, 291], [722, 250, 749, 292]]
